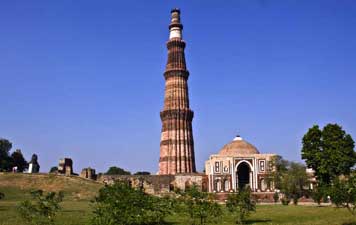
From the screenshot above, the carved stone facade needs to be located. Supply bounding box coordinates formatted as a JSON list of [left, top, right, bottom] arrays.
[[205, 136, 277, 200], [159, 9, 196, 174]]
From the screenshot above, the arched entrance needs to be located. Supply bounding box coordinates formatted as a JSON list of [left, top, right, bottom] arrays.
[[236, 162, 251, 189]]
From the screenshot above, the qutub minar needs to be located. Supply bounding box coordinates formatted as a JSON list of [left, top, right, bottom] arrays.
[[100, 9, 281, 202], [159, 8, 196, 175]]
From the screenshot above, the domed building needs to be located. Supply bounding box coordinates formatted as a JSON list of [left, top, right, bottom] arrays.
[[205, 136, 277, 196]]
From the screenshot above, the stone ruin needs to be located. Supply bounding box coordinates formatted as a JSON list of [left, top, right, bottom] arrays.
[[97, 173, 208, 195], [80, 167, 96, 180], [58, 158, 73, 176]]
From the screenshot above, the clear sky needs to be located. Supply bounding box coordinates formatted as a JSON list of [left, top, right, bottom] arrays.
[[1, 0, 355, 174]]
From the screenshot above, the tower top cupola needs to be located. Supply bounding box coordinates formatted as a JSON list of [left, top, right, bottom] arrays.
[[169, 8, 183, 40]]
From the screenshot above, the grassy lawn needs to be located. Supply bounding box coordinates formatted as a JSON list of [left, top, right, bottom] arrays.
[[1, 174, 356, 225], [1, 199, 356, 225]]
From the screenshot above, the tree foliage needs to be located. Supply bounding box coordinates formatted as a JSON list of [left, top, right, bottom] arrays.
[[311, 186, 325, 206], [302, 124, 356, 184], [90, 181, 174, 225], [49, 167, 58, 173], [226, 188, 256, 224], [176, 185, 221, 225], [134, 171, 151, 175], [327, 174, 356, 215], [105, 166, 131, 175], [0, 138, 13, 171], [280, 162, 309, 205], [269, 156, 309, 205], [268, 155, 289, 190], [18, 190, 64, 225], [11, 149, 28, 172]]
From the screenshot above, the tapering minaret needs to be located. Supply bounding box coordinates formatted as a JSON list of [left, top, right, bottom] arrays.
[[158, 9, 196, 175]]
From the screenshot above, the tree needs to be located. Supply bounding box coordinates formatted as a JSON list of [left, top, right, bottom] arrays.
[[267, 155, 289, 190], [273, 192, 279, 203], [49, 167, 58, 173], [279, 162, 309, 205], [18, 190, 64, 225], [177, 185, 222, 225], [0, 138, 13, 171], [311, 186, 325, 206], [329, 175, 356, 215], [90, 181, 173, 225], [302, 124, 356, 185], [105, 166, 131, 175], [134, 171, 151, 175], [11, 149, 28, 172], [226, 188, 256, 224], [28, 154, 40, 173]]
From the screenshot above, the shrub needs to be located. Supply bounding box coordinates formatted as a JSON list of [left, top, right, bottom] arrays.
[[177, 185, 222, 225], [90, 181, 174, 225], [226, 188, 256, 224], [17, 190, 64, 225], [281, 197, 290, 206], [273, 192, 279, 203], [311, 187, 324, 206]]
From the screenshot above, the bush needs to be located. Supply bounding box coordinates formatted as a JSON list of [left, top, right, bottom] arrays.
[[49, 167, 58, 173], [311, 187, 324, 206], [273, 192, 279, 203], [176, 185, 222, 225], [281, 197, 290, 206], [329, 176, 356, 215], [105, 166, 131, 175], [17, 190, 64, 225], [90, 181, 174, 225], [226, 188, 256, 224]]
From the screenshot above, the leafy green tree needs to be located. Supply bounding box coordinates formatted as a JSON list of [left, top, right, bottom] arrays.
[[49, 167, 58, 173], [226, 188, 256, 224], [134, 171, 151, 175], [311, 186, 324, 206], [268, 155, 289, 190], [90, 181, 174, 225], [0, 138, 13, 171], [18, 190, 64, 225], [177, 185, 221, 225], [105, 166, 131, 175], [329, 175, 356, 215], [279, 162, 309, 205], [302, 124, 356, 185], [11, 149, 28, 172]]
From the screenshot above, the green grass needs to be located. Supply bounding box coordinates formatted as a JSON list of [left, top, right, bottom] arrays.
[[167, 205, 356, 225], [1, 199, 356, 225], [1, 173, 356, 225]]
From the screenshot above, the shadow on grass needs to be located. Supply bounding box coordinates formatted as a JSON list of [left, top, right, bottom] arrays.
[[246, 219, 272, 224], [342, 223, 356, 225]]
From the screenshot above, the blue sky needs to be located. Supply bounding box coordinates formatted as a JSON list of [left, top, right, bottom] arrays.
[[0, 1, 355, 173]]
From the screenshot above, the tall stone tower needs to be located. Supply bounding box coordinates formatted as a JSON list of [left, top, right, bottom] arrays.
[[159, 9, 196, 175]]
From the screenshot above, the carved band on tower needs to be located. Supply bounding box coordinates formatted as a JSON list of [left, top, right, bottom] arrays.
[[158, 9, 196, 174]]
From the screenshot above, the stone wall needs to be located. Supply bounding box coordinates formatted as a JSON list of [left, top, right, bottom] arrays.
[[97, 173, 208, 195]]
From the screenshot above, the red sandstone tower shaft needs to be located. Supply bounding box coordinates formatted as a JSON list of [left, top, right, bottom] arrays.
[[159, 9, 196, 175]]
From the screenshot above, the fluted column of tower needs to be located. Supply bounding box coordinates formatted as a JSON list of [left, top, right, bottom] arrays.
[[158, 9, 196, 175]]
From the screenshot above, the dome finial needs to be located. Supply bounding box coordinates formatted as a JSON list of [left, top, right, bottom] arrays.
[[233, 135, 243, 141]]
